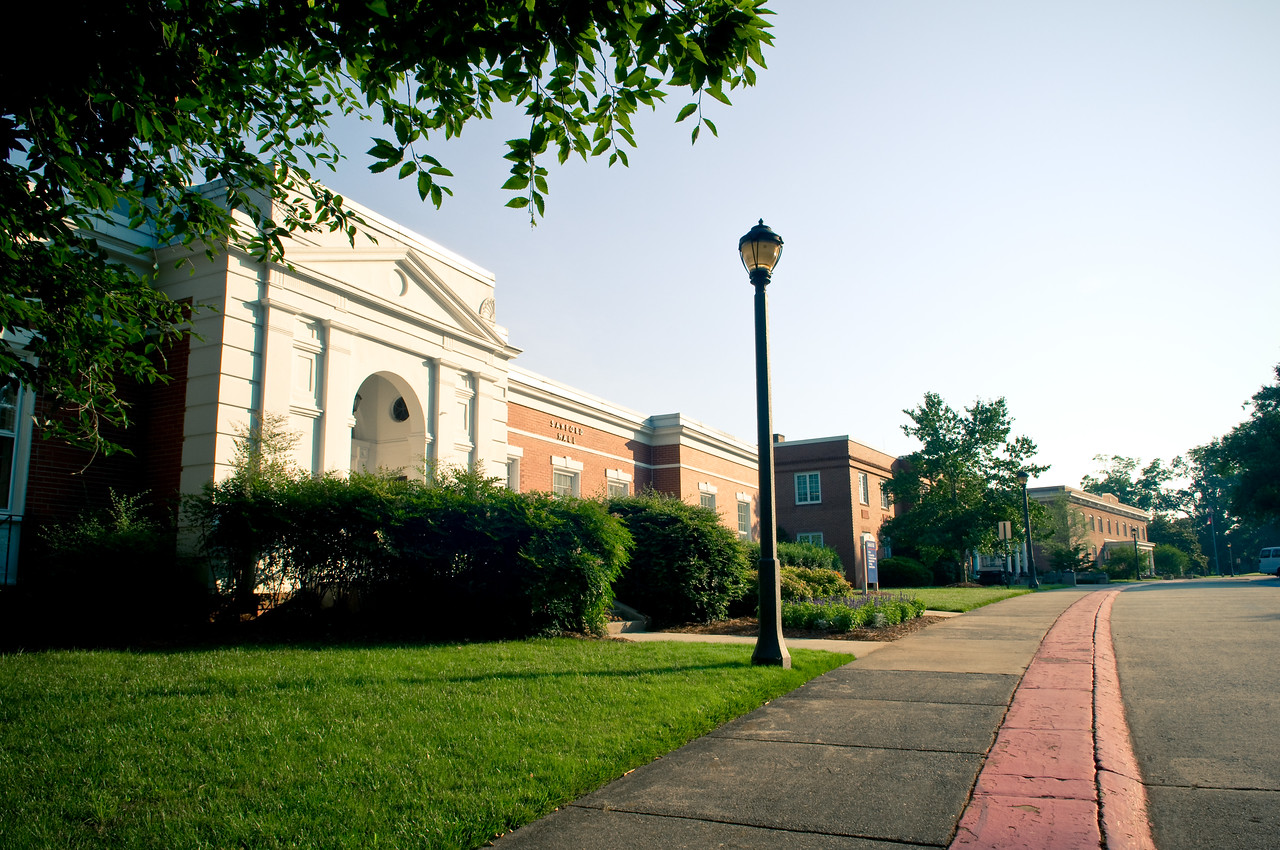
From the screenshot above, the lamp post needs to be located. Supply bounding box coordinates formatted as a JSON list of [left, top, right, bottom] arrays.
[[1016, 471, 1039, 589], [1227, 541, 1234, 577], [740, 219, 790, 669]]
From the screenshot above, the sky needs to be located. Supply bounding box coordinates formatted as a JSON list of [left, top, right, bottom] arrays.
[[318, 0, 1280, 489]]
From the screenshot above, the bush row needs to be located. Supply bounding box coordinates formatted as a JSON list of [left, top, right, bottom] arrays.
[[781, 594, 926, 632], [28, 465, 865, 642], [191, 468, 632, 639]]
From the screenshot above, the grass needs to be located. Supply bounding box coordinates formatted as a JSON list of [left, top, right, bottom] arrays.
[[905, 586, 1037, 613], [0, 638, 852, 849]]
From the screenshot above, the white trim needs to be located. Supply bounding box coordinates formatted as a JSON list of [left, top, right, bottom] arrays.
[[551, 455, 584, 472], [698, 482, 718, 494]]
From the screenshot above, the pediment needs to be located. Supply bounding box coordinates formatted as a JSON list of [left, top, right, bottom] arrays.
[[283, 245, 506, 350]]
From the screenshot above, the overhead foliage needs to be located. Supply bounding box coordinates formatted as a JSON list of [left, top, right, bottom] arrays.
[[881, 392, 1047, 581], [1080, 454, 1187, 515], [2, 0, 775, 451]]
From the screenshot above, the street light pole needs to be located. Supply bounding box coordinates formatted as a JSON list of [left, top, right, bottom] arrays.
[[739, 220, 790, 669], [1016, 471, 1039, 590]]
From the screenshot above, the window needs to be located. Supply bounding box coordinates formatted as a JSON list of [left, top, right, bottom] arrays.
[[552, 471, 578, 498], [1089, 515, 1095, 531], [858, 472, 870, 505], [551, 455, 583, 498], [0, 379, 18, 511], [880, 481, 890, 510], [795, 472, 821, 504], [737, 501, 751, 540], [506, 456, 521, 491], [796, 532, 824, 546], [606, 468, 632, 499], [1107, 519, 1112, 534], [699, 482, 717, 511]]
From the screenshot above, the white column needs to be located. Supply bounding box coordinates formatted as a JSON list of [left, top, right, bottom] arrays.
[[318, 320, 355, 474]]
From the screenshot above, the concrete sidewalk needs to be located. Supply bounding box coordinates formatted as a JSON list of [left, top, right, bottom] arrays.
[[491, 587, 1148, 849]]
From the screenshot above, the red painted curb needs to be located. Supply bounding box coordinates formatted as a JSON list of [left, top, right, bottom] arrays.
[[949, 590, 1155, 849], [1093, 590, 1156, 850]]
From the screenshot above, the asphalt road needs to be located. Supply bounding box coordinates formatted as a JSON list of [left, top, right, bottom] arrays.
[[1111, 576, 1280, 850]]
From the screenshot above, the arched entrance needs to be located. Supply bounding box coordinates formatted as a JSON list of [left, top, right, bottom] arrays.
[[350, 373, 428, 476]]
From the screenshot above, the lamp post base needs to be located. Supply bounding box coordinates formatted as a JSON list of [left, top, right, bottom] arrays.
[[752, 557, 791, 668]]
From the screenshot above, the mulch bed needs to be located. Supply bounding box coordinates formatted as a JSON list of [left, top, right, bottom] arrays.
[[660, 614, 948, 643]]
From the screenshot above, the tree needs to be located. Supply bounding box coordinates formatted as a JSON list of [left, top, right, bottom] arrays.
[[882, 393, 1047, 583], [2, 1, 775, 451], [1151, 543, 1190, 577], [1147, 514, 1208, 574], [1216, 364, 1280, 525], [1081, 454, 1186, 514], [1040, 490, 1092, 572]]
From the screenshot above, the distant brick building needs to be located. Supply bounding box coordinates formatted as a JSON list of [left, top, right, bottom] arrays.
[[773, 435, 900, 589], [1027, 485, 1153, 571]]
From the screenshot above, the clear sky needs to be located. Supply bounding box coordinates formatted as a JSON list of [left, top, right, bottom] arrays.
[[319, 0, 1280, 488]]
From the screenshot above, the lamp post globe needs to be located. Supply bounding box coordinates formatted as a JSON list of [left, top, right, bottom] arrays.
[[740, 219, 789, 668], [1016, 471, 1039, 590]]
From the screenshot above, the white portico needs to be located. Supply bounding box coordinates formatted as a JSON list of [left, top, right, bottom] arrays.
[[149, 184, 520, 492]]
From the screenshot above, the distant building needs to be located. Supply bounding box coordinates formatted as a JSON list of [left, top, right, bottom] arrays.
[[773, 435, 900, 590], [1027, 485, 1153, 571]]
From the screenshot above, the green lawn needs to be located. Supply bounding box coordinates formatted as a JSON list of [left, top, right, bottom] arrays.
[[0, 639, 851, 849], [906, 586, 1037, 612]]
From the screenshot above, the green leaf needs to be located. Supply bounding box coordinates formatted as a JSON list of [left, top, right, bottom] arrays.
[[505, 196, 531, 209], [398, 161, 417, 179], [675, 103, 697, 123]]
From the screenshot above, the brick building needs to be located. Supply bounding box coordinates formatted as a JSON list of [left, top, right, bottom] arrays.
[[1027, 485, 1154, 571], [0, 186, 760, 584], [773, 435, 900, 590], [505, 367, 760, 537]]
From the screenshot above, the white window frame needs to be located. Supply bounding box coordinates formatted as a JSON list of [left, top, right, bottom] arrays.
[[550, 455, 583, 498], [858, 471, 870, 505], [795, 472, 821, 505], [796, 532, 824, 546], [505, 446, 523, 492], [699, 481, 717, 511], [880, 480, 890, 510], [606, 468, 632, 499]]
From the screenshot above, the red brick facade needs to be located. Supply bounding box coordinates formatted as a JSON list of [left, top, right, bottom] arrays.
[[505, 368, 760, 538], [774, 436, 899, 589], [22, 334, 190, 541]]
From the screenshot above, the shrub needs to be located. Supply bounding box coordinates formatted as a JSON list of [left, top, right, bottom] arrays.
[[608, 492, 751, 627], [35, 490, 208, 640], [191, 465, 631, 638], [1152, 543, 1188, 577], [780, 593, 924, 632], [745, 540, 844, 573], [877, 556, 933, 588]]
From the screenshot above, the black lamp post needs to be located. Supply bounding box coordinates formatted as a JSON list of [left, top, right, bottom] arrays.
[[1016, 471, 1039, 589], [740, 220, 790, 668]]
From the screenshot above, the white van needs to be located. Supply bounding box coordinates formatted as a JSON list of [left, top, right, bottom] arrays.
[[1260, 547, 1280, 576]]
